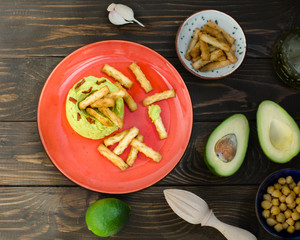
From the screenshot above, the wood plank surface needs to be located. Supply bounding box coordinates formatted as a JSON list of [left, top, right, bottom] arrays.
[[0, 57, 299, 121], [0, 121, 299, 187], [0, 0, 299, 239], [0, 186, 275, 240], [0, 0, 299, 58]]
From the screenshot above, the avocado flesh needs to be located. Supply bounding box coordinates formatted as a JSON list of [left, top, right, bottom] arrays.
[[269, 119, 293, 151], [204, 114, 249, 177], [257, 100, 300, 163]]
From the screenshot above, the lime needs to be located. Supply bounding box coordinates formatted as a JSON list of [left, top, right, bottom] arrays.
[[85, 198, 130, 237]]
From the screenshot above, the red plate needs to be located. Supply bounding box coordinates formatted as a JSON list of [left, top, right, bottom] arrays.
[[38, 40, 192, 194]]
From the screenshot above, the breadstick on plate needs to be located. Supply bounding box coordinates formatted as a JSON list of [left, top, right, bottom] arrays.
[[114, 82, 138, 112], [200, 33, 231, 52], [78, 86, 109, 110], [106, 89, 126, 100], [189, 41, 201, 59], [210, 49, 225, 62], [185, 28, 201, 60], [225, 44, 238, 63], [113, 126, 139, 155], [126, 134, 144, 167], [102, 64, 133, 89], [97, 144, 128, 171], [202, 24, 227, 43], [192, 59, 210, 70], [103, 129, 129, 146], [142, 89, 176, 106], [86, 108, 112, 127], [98, 107, 124, 129], [153, 117, 168, 140], [148, 105, 168, 140], [129, 62, 153, 93], [206, 20, 236, 45], [200, 60, 232, 72], [130, 139, 162, 162], [90, 97, 115, 108], [200, 40, 210, 61]]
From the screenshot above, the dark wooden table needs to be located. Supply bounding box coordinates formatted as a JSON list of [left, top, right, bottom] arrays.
[[0, 0, 299, 239]]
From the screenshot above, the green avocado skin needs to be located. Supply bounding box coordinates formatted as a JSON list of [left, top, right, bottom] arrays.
[[204, 114, 249, 177]]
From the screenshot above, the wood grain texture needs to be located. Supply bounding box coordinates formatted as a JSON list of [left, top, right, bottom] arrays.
[[0, 121, 299, 187], [0, 186, 277, 240], [0, 1, 300, 239], [0, 0, 299, 58], [0, 57, 299, 121]]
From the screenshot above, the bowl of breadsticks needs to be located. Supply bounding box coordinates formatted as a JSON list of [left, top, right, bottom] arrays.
[[176, 9, 246, 79]]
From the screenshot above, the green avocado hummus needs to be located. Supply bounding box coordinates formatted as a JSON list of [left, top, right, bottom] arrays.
[[66, 76, 124, 139], [148, 105, 161, 122]]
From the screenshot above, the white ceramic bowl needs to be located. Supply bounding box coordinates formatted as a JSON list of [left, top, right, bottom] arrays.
[[176, 10, 246, 79]]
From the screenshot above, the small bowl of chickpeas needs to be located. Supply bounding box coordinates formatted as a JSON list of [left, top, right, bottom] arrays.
[[256, 169, 300, 239]]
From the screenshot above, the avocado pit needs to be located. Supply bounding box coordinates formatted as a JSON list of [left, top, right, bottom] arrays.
[[215, 133, 237, 163]]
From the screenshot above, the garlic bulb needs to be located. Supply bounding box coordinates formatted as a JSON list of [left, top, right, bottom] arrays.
[[107, 3, 144, 27]]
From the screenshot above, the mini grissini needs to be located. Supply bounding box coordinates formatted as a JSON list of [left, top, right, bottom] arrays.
[[86, 107, 112, 127], [97, 144, 128, 171], [78, 86, 109, 110], [130, 138, 162, 162], [90, 97, 115, 108], [114, 82, 138, 111], [98, 106, 124, 129], [142, 89, 176, 106], [129, 62, 153, 93], [113, 126, 139, 155], [153, 114, 168, 140], [126, 134, 144, 167], [104, 130, 130, 147], [102, 63, 133, 89]]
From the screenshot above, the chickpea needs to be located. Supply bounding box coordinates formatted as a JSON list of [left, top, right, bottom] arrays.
[[279, 195, 286, 203], [261, 200, 272, 210], [262, 209, 270, 219], [276, 213, 286, 223], [286, 217, 295, 226], [286, 194, 295, 205], [274, 223, 283, 232], [295, 221, 300, 230], [286, 176, 294, 184], [289, 182, 297, 190], [266, 218, 277, 227], [267, 186, 275, 194], [272, 189, 282, 198], [296, 205, 300, 213], [282, 222, 289, 229], [271, 206, 281, 215], [263, 194, 272, 202], [285, 209, 293, 219], [296, 198, 300, 205], [278, 177, 286, 185], [287, 225, 295, 234], [279, 203, 287, 212], [293, 186, 300, 195], [292, 212, 300, 221], [272, 198, 279, 206], [274, 183, 282, 190], [290, 191, 296, 199], [282, 186, 291, 196], [288, 202, 296, 210]]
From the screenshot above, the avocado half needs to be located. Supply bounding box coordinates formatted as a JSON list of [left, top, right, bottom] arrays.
[[204, 114, 249, 177], [257, 100, 300, 163]]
